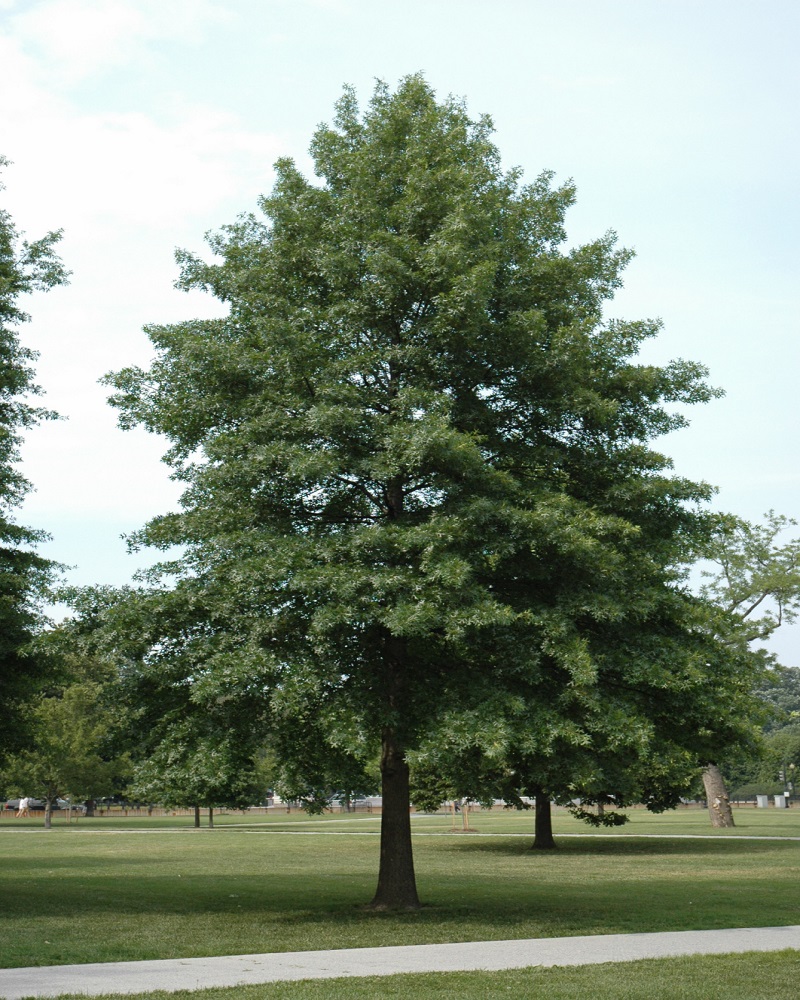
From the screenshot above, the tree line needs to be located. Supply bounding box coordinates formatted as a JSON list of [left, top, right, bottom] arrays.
[[1, 78, 799, 907]]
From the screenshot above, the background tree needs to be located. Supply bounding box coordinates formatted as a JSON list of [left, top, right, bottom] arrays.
[[57, 585, 269, 827], [727, 667, 800, 799], [408, 602, 762, 850], [1, 655, 130, 827], [0, 156, 68, 768], [756, 665, 800, 731], [130, 722, 265, 827], [699, 512, 800, 641], [696, 512, 800, 825], [103, 76, 750, 908]]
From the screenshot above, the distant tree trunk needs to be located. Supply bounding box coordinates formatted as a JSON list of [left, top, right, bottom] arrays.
[[44, 799, 53, 830], [194, 804, 200, 828], [369, 726, 420, 909], [208, 806, 214, 829], [531, 790, 556, 849], [84, 799, 95, 818], [596, 802, 605, 820], [703, 764, 735, 828]]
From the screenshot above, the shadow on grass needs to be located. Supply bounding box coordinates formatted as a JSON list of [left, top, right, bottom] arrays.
[[434, 835, 799, 857]]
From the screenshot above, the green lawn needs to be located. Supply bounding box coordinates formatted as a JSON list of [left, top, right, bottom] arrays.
[[2, 806, 800, 971], [30, 951, 800, 1000]]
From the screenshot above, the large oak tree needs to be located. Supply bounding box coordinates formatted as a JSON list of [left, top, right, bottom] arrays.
[[105, 77, 746, 908]]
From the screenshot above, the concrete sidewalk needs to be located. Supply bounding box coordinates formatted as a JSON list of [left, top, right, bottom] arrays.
[[2, 926, 799, 999]]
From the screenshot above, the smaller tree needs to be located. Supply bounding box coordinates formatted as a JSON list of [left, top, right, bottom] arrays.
[[406, 580, 766, 847], [2, 660, 130, 827], [697, 512, 800, 826], [56, 585, 274, 827], [131, 721, 265, 827]]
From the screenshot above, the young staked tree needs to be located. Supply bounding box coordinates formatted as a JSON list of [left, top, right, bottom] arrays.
[[105, 77, 744, 908], [0, 157, 67, 766]]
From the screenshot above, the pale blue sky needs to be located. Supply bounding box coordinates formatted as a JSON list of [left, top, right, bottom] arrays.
[[1, 0, 798, 662]]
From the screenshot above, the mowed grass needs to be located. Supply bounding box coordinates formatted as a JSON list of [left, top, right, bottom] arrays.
[[34, 951, 800, 1000], [2, 807, 800, 970]]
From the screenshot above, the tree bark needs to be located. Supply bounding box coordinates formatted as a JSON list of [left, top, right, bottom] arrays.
[[84, 799, 95, 818], [208, 806, 214, 829], [194, 804, 200, 828], [44, 800, 52, 830], [369, 727, 420, 909], [531, 790, 556, 849], [702, 764, 735, 827]]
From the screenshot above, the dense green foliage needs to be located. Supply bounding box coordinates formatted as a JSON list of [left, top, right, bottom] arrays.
[[757, 664, 800, 731], [0, 157, 68, 765], [55, 585, 268, 815], [101, 77, 764, 904], [1, 652, 130, 821]]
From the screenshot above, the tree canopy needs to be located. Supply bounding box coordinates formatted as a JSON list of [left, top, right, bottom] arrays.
[[103, 76, 763, 907], [698, 511, 800, 645], [0, 157, 68, 765]]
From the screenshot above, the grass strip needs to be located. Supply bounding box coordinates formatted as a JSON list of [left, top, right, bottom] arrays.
[[23, 950, 800, 1000]]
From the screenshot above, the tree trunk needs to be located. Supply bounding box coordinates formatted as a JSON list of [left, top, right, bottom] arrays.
[[44, 800, 52, 830], [194, 804, 200, 828], [208, 807, 214, 829], [84, 799, 95, 818], [369, 727, 420, 909], [702, 764, 735, 827], [531, 790, 556, 849]]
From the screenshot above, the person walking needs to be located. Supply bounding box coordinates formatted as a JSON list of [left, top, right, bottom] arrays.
[[16, 797, 30, 818]]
